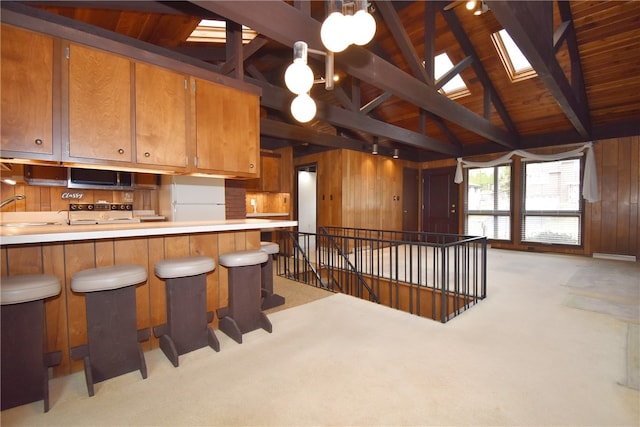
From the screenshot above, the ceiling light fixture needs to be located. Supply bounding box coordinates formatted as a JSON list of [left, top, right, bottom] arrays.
[[284, 41, 314, 95], [393, 148, 399, 159], [321, 0, 376, 53], [285, 41, 338, 122], [372, 142, 379, 155]]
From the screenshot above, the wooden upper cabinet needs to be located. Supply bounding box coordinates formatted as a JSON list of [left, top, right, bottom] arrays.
[[193, 78, 259, 176], [1, 25, 56, 159], [135, 62, 188, 170], [66, 43, 132, 164], [246, 153, 281, 192]]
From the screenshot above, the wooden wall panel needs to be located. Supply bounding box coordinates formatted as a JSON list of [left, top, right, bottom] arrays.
[[42, 243, 68, 376], [5, 244, 41, 274], [63, 241, 95, 373], [147, 236, 165, 349], [589, 136, 640, 258], [1, 246, 6, 276], [189, 233, 220, 328], [115, 238, 151, 350]]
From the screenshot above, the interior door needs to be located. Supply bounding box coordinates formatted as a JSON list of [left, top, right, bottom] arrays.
[[422, 167, 459, 235], [402, 167, 420, 239]]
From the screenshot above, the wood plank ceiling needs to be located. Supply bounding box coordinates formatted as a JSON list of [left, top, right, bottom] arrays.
[[8, 0, 640, 161]]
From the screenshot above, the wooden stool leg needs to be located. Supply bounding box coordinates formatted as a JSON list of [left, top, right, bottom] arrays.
[[261, 256, 285, 310], [219, 265, 272, 343], [83, 286, 147, 388], [1, 301, 49, 411]]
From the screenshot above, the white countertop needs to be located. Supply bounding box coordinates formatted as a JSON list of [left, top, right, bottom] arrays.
[[0, 219, 297, 245]]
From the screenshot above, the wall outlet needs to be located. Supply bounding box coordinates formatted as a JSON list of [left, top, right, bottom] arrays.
[[123, 192, 133, 202]]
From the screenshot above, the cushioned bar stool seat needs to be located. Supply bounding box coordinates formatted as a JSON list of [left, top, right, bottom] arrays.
[[217, 250, 271, 344], [154, 256, 219, 367], [260, 242, 285, 310], [1, 274, 62, 412], [70, 264, 149, 397]]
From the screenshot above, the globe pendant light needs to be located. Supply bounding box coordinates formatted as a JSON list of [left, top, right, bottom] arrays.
[[352, 8, 376, 46], [284, 41, 314, 95], [291, 93, 317, 123], [321, 11, 350, 53]]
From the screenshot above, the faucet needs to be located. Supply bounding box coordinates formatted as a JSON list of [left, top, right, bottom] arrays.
[[0, 194, 25, 208]]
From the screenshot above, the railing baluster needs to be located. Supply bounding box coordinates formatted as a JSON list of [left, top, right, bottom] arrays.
[[277, 227, 486, 323]]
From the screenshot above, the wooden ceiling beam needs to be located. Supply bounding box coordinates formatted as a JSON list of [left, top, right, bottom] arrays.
[[435, 56, 472, 90], [219, 34, 269, 75], [361, 92, 393, 114], [441, 8, 519, 138], [487, 0, 591, 139], [260, 119, 365, 151], [190, 0, 518, 149], [556, 2, 589, 114], [252, 78, 461, 156], [375, 0, 429, 83]]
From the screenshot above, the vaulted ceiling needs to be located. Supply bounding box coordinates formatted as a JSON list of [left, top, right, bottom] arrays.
[[6, 1, 640, 161]]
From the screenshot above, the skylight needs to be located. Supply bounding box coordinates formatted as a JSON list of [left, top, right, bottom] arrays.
[[187, 19, 258, 44], [428, 53, 470, 99], [491, 29, 536, 82]]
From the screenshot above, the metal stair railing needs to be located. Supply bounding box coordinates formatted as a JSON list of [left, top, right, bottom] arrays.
[[318, 227, 379, 303]]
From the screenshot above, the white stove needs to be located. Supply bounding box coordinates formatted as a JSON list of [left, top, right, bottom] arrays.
[[68, 202, 141, 225]]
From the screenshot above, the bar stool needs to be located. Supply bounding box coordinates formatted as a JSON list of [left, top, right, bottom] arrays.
[[154, 256, 220, 367], [70, 264, 149, 397], [1, 274, 62, 412], [260, 241, 285, 310], [217, 250, 271, 344]]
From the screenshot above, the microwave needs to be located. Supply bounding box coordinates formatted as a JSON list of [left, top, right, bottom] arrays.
[[68, 168, 134, 190]]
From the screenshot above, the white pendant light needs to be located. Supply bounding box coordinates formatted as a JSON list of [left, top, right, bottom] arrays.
[[352, 8, 376, 46], [291, 94, 317, 123], [284, 41, 314, 95], [321, 11, 350, 53]]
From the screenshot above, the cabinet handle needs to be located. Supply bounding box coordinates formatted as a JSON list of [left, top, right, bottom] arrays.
[[144, 152, 151, 157], [249, 163, 255, 169], [34, 138, 43, 145], [118, 148, 125, 154]]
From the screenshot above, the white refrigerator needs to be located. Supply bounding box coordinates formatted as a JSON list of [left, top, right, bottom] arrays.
[[159, 176, 226, 221]]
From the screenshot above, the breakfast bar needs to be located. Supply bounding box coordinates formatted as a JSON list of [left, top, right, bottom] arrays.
[[0, 218, 296, 378]]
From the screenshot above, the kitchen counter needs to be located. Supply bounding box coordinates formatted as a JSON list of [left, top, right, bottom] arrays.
[[0, 218, 297, 245]]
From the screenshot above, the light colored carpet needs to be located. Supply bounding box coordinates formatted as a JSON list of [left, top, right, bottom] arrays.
[[1, 249, 639, 426]]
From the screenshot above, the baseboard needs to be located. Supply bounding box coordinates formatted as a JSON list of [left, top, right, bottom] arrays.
[[592, 253, 637, 262]]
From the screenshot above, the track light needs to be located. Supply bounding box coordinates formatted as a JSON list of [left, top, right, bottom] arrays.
[[372, 142, 378, 155], [393, 148, 399, 159]]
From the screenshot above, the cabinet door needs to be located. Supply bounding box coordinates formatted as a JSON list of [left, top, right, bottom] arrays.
[[260, 155, 280, 192], [194, 79, 259, 175], [135, 63, 188, 169], [67, 44, 132, 163], [1, 25, 55, 158]]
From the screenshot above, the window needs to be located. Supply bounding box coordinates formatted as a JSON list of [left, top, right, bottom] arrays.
[[521, 158, 582, 246], [187, 20, 258, 44], [464, 165, 511, 240], [491, 29, 536, 82], [423, 53, 470, 100]]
